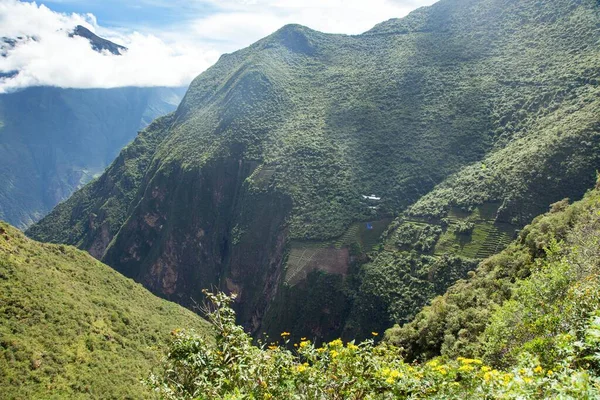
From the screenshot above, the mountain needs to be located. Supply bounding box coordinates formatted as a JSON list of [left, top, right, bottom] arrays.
[[0, 85, 186, 229], [0, 221, 211, 399], [0, 27, 186, 228], [70, 25, 127, 55], [29, 0, 600, 343]]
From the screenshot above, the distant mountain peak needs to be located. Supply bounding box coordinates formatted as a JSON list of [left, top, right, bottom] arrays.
[[69, 25, 127, 55]]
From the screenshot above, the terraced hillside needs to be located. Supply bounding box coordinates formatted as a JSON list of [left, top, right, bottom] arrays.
[[433, 205, 516, 259]]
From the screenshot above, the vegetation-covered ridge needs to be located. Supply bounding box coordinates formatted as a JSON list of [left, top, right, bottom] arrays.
[[0, 222, 211, 399], [386, 179, 600, 369], [29, 0, 600, 342], [150, 290, 600, 399]]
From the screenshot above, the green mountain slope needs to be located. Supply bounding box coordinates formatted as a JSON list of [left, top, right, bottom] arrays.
[[385, 180, 600, 369], [29, 0, 600, 342], [0, 222, 211, 399], [0, 86, 186, 229]]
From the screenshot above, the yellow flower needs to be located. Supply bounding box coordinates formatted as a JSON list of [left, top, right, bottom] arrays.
[[331, 350, 339, 358], [483, 372, 492, 382], [524, 377, 533, 384], [299, 341, 310, 348], [281, 332, 290, 337], [329, 339, 343, 347], [481, 366, 491, 372], [437, 367, 448, 375], [390, 370, 402, 379], [458, 365, 475, 373], [427, 359, 440, 368], [296, 364, 308, 373], [385, 377, 395, 385], [459, 358, 482, 365], [317, 348, 326, 353], [372, 332, 379, 336], [547, 370, 554, 376], [268, 345, 277, 350], [347, 343, 358, 351], [534, 365, 543, 374]]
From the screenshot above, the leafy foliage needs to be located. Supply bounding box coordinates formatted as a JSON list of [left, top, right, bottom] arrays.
[[386, 182, 600, 371], [150, 291, 600, 399], [0, 222, 211, 399]]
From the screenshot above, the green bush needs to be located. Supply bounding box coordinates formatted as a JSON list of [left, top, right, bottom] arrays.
[[150, 291, 600, 399]]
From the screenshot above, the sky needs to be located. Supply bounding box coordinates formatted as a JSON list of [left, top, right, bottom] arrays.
[[0, 0, 438, 93]]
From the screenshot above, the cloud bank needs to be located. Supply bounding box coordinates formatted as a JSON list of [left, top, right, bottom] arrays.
[[0, 1, 219, 92], [0, 0, 436, 92]]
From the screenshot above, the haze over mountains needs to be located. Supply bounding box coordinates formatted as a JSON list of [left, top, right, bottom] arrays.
[[0, 25, 187, 228]]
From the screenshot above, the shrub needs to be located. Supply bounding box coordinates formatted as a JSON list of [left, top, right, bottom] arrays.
[[149, 291, 600, 399]]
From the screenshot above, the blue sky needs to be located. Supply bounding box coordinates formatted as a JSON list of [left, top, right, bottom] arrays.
[[1, 0, 438, 91], [25, 0, 220, 31]]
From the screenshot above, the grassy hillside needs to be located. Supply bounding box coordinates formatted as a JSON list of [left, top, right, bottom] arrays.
[[0, 222, 211, 399], [29, 0, 600, 342]]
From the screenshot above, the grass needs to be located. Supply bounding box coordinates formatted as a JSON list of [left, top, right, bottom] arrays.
[[434, 205, 516, 258], [0, 222, 211, 399]]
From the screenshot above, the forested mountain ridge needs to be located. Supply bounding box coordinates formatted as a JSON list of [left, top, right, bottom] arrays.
[[29, 0, 600, 342]]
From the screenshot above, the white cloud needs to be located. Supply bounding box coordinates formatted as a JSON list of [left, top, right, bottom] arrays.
[[192, 0, 438, 48], [0, 0, 220, 92], [0, 0, 437, 92]]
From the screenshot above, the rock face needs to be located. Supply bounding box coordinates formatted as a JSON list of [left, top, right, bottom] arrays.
[[29, 0, 600, 340]]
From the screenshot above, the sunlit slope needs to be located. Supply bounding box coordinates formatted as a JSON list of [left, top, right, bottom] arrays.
[[0, 222, 211, 399]]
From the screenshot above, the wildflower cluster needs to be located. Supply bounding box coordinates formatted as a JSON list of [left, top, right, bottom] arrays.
[[149, 291, 600, 399]]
